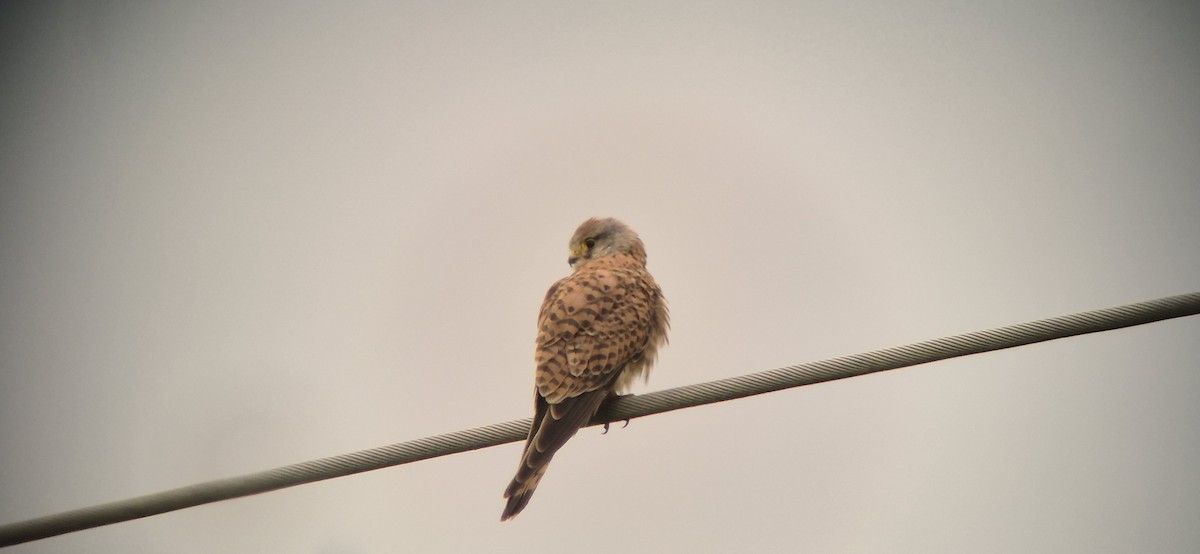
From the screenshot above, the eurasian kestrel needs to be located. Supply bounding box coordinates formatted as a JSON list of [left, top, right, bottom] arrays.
[[501, 217, 670, 521]]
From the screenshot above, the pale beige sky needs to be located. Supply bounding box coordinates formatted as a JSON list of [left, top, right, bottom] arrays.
[[2, 1, 1199, 552]]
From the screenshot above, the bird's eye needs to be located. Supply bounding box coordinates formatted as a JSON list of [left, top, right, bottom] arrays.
[[583, 238, 596, 250]]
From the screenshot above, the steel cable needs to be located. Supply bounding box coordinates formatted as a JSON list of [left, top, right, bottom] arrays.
[[2, 291, 1198, 547]]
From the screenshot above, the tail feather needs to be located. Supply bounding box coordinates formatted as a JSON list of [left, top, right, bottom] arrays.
[[501, 494, 532, 522], [500, 387, 610, 521], [501, 465, 546, 521]]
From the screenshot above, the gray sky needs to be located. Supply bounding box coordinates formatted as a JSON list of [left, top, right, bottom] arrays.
[[2, 1, 1199, 552]]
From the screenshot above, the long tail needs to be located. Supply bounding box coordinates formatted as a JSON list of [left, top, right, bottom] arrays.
[[501, 388, 609, 521]]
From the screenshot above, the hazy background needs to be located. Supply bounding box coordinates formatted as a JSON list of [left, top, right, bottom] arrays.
[[2, 1, 1198, 552]]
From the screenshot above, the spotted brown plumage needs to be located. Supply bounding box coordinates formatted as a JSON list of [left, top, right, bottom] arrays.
[[501, 218, 669, 521]]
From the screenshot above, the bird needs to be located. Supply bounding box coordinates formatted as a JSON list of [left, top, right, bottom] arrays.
[[501, 217, 669, 521]]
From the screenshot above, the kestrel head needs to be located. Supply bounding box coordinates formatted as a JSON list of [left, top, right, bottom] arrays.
[[567, 217, 647, 270]]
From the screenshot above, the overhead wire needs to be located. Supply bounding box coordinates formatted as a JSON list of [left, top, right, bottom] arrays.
[[2, 291, 1198, 547]]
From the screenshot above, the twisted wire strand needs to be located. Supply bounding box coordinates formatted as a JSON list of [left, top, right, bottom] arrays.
[[2, 291, 1198, 547]]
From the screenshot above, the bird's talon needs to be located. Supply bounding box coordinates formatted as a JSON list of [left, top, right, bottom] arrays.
[[602, 422, 610, 434], [621, 419, 630, 428]]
